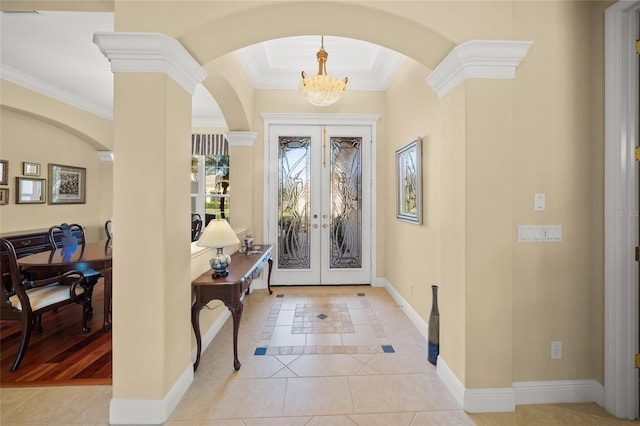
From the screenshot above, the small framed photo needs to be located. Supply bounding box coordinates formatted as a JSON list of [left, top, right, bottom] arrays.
[[48, 163, 86, 204], [0, 160, 7, 185], [396, 137, 423, 225], [0, 188, 9, 205], [23, 162, 41, 176], [16, 177, 46, 204]]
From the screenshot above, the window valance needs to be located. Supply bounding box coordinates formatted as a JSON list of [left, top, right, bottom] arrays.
[[191, 134, 228, 156]]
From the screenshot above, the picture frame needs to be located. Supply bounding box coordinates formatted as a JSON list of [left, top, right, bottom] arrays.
[[48, 163, 86, 204], [0, 160, 7, 185], [16, 177, 46, 204], [396, 137, 422, 224], [0, 188, 9, 205], [23, 162, 41, 176]]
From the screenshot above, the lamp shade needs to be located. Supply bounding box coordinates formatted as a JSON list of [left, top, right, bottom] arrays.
[[196, 218, 239, 248]]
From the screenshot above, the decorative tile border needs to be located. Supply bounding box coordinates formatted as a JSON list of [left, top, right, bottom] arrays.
[[257, 294, 387, 355]]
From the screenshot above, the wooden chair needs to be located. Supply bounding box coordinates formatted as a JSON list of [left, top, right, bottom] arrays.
[[0, 238, 90, 371], [105, 219, 113, 240], [191, 213, 203, 242], [48, 223, 102, 314]]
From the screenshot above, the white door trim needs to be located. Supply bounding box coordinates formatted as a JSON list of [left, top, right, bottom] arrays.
[[262, 113, 380, 286], [604, 1, 640, 419]]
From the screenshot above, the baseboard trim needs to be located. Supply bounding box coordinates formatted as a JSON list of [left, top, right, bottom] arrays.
[[381, 277, 428, 340], [109, 363, 193, 425], [513, 379, 605, 405], [435, 357, 466, 407], [383, 279, 605, 414], [465, 386, 516, 413], [110, 301, 231, 424]]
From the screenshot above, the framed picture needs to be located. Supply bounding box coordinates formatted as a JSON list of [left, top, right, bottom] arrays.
[[48, 163, 86, 204], [0, 188, 8, 205], [396, 137, 422, 224], [0, 160, 7, 185], [23, 162, 41, 176], [16, 177, 46, 204]]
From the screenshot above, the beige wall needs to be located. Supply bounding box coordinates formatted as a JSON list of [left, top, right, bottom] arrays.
[[110, 72, 193, 398], [439, 82, 468, 384], [0, 0, 610, 413], [384, 57, 442, 326], [511, 0, 602, 383], [0, 106, 109, 240]]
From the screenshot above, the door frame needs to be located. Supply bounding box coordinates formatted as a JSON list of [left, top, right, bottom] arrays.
[[604, 0, 640, 419], [262, 113, 380, 286]]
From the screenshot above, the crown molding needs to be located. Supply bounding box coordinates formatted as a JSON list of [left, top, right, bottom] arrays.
[[0, 64, 113, 119], [92, 32, 206, 95], [224, 131, 259, 147], [426, 40, 532, 97], [236, 44, 405, 91]]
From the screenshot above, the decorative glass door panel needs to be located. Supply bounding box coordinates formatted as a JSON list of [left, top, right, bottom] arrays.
[[329, 137, 362, 269], [268, 124, 371, 286], [278, 137, 311, 269]]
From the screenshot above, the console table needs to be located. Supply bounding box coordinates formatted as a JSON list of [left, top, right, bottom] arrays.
[[191, 244, 272, 371]]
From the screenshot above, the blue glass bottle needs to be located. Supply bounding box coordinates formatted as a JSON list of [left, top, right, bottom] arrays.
[[428, 285, 440, 365]]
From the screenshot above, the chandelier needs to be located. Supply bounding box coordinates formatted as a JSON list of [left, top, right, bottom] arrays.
[[299, 36, 348, 106]]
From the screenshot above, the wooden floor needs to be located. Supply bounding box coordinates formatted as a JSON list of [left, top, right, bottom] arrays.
[[0, 281, 112, 387]]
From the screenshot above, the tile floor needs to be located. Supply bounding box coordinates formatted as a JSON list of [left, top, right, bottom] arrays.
[[1, 285, 638, 425]]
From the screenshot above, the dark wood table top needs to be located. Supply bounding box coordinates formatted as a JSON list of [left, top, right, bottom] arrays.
[[192, 245, 272, 287], [17, 240, 112, 268], [17, 239, 113, 331]]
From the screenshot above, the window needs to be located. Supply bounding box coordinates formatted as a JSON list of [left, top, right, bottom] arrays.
[[191, 155, 230, 226]]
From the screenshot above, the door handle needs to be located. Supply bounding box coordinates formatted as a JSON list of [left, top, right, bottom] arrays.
[[322, 224, 328, 228], [312, 224, 318, 229]]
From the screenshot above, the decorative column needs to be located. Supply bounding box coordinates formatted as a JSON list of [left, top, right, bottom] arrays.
[[427, 40, 531, 413], [224, 131, 259, 235], [94, 32, 206, 425]]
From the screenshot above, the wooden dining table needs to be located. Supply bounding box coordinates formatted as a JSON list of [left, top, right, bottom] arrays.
[[17, 240, 113, 331]]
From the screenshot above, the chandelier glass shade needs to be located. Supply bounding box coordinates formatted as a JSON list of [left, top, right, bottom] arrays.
[[299, 36, 348, 106]]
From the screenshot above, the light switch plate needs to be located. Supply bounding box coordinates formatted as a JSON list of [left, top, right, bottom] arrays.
[[517, 225, 562, 243], [534, 193, 545, 211]]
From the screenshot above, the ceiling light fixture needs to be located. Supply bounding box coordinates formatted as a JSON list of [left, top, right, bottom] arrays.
[[299, 36, 348, 106]]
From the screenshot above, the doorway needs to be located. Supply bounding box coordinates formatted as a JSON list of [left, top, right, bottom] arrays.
[[263, 114, 378, 286], [604, 1, 640, 419]]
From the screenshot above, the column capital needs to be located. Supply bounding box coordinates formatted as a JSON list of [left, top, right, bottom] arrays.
[[224, 131, 259, 147], [97, 151, 114, 162], [427, 40, 532, 98], [93, 32, 206, 95]]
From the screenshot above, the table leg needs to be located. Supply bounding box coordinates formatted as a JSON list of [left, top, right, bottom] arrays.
[[191, 303, 204, 371], [228, 301, 244, 370], [267, 256, 273, 294], [102, 268, 112, 331]]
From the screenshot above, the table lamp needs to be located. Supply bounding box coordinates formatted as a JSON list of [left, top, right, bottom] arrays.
[[196, 218, 240, 278]]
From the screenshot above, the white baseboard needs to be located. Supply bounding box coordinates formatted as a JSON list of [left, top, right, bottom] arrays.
[[380, 277, 428, 340], [435, 356, 466, 407], [437, 352, 604, 413], [513, 379, 605, 406], [465, 386, 516, 413], [109, 363, 193, 425], [371, 276, 387, 288], [383, 279, 605, 414], [110, 307, 232, 425]]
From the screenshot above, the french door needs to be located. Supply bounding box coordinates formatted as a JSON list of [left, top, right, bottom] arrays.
[[266, 122, 373, 285]]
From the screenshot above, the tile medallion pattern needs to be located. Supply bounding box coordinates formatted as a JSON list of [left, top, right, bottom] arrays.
[[259, 294, 388, 356]]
